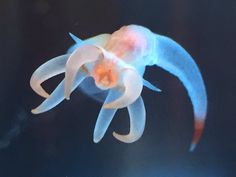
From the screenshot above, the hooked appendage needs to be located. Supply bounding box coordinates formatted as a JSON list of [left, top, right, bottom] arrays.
[[30, 25, 207, 151]]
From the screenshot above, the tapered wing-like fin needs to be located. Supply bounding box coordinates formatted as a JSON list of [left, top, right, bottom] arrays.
[[155, 34, 207, 151], [113, 96, 146, 143]]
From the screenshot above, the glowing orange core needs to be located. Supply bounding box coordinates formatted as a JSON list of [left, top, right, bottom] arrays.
[[92, 60, 119, 89]]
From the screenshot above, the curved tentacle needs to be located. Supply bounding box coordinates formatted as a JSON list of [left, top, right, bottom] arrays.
[[93, 90, 121, 143], [64, 45, 102, 99], [32, 71, 86, 114], [113, 96, 146, 143], [104, 68, 143, 109], [30, 33, 111, 98], [154, 34, 207, 151], [30, 54, 70, 98]]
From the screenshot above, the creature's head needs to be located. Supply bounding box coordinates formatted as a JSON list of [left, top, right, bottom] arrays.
[[92, 58, 119, 90], [90, 25, 150, 90], [104, 25, 155, 63], [62, 26, 145, 108]]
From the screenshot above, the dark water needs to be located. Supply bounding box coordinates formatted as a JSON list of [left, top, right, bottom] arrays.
[[0, 0, 235, 177]]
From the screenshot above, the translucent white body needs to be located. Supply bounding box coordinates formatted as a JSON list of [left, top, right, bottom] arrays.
[[30, 25, 207, 151]]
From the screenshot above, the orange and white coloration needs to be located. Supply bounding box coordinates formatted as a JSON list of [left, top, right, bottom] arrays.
[[30, 25, 207, 151]]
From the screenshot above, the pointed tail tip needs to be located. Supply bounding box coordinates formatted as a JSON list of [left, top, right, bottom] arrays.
[[190, 119, 205, 152], [189, 142, 197, 152]]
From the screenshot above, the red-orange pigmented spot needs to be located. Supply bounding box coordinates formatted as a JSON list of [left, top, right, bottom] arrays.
[[192, 119, 205, 145], [81, 65, 89, 74], [92, 60, 119, 89], [105, 26, 148, 60]]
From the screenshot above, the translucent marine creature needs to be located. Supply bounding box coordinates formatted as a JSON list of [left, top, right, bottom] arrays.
[[30, 25, 207, 151]]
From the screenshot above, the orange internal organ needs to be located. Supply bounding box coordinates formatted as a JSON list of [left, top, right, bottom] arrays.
[[105, 26, 148, 60], [92, 60, 119, 89]]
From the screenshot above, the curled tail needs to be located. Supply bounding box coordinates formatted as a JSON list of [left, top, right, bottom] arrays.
[[154, 34, 207, 151]]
